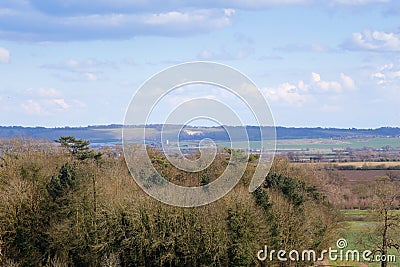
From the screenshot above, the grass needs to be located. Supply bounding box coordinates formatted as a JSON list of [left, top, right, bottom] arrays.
[[331, 210, 400, 266]]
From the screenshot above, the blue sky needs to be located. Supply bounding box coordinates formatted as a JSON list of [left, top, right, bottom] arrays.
[[0, 0, 399, 128]]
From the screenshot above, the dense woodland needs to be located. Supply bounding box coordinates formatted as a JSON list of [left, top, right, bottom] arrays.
[[0, 137, 397, 266]]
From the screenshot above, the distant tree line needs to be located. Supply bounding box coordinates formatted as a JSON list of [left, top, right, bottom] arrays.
[[1, 125, 400, 144]]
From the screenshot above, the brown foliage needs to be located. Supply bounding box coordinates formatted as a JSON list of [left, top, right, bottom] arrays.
[[0, 139, 338, 266]]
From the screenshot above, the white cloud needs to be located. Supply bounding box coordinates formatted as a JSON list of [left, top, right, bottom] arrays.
[[26, 0, 309, 16], [21, 100, 45, 115], [372, 63, 400, 87], [64, 59, 80, 69], [143, 9, 232, 28], [340, 73, 356, 90], [343, 30, 400, 52], [84, 73, 98, 81], [262, 72, 356, 106], [373, 72, 385, 79], [224, 8, 235, 16], [310, 72, 356, 93], [262, 82, 311, 107], [19, 88, 74, 115], [311, 72, 321, 82], [52, 98, 70, 109], [37, 88, 62, 97], [25, 0, 387, 17], [0, 5, 235, 41], [1, 0, 395, 41], [0, 47, 10, 63], [317, 80, 342, 93]]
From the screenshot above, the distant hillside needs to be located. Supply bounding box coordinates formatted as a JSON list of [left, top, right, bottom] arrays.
[[275, 126, 400, 139], [0, 125, 399, 144], [0, 125, 122, 144]]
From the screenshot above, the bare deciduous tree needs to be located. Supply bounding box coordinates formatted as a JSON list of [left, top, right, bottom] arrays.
[[370, 177, 400, 267]]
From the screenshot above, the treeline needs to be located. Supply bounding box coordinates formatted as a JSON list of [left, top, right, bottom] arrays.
[[0, 138, 338, 266], [332, 164, 400, 170], [1, 125, 400, 144]]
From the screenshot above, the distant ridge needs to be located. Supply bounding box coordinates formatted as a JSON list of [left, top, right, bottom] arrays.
[[0, 125, 399, 144]]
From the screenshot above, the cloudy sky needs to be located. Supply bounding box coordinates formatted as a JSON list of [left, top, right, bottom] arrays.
[[0, 0, 399, 128]]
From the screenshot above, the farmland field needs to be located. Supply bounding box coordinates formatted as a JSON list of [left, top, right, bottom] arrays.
[[217, 137, 400, 151], [307, 162, 400, 168], [337, 169, 400, 185], [277, 137, 400, 150], [334, 210, 400, 266]]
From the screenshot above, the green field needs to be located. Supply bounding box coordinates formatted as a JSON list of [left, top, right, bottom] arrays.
[[279, 137, 399, 150], [216, 137, 400, 151], [334, 210, 400, 266]]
